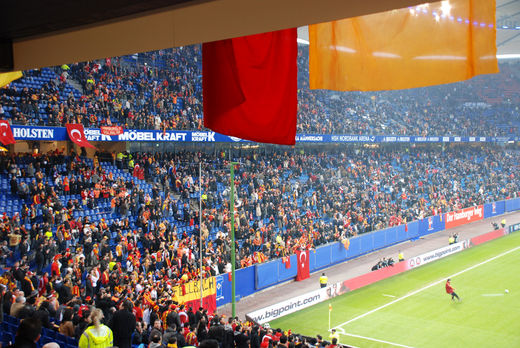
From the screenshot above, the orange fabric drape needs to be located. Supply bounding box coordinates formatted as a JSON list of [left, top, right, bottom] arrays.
[[309, 0, 498, 91]]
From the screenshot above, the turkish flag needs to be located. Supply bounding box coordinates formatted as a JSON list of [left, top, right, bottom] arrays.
[[296, 250, 310, 281], [0, 120, 16, 145], [203, 28, 297, 145], [66, 124, 96, 149]]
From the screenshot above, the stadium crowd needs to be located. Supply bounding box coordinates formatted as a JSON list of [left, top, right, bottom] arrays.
[[1, 45, 520, 137], [1, 301, 341, 348], [296, 46, 520, 136], [0, 144, 518, 347], [1, 31, 520, 348], [1, 146, 520, 270]]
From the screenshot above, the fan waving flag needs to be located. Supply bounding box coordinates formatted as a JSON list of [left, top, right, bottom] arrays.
[[296, 249, 310, 281], [309, 0, 498, 91], [203, 28, 297, 145], [66, 124, 96, 149], [0, 120, 16, 145]]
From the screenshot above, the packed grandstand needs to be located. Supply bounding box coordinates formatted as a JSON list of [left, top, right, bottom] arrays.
[[1, 43, 520, 348], [1, 45, 520, 136]]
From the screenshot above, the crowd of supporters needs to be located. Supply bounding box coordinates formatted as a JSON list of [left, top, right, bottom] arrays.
[[1, 145, 520, 271], [1, 45, 520, 137], [2, 298, 342, 348], [0, 144, 517, 346]]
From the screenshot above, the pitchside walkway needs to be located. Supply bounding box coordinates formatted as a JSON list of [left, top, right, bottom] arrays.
[[219, 211, 520, 318]]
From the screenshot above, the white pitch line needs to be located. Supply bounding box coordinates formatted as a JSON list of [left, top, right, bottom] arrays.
[[334, 245, 520, 329], [335, 327, 346, 334], [482, 293, 504, 297], [383, 294, 397, 298], [334, 328, 362, 348], [339, 332, 415, 348]]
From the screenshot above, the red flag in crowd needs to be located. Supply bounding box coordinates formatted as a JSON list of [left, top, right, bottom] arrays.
[[202, 28, 297, 145], [296, 249, 310, 281], [66, 124, 96, 149], [0, 120, 16, 145], [282, 256, 291, 269]]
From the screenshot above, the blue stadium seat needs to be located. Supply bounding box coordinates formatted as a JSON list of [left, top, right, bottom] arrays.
[[66, 336, 79, 347], [42, 327, 56, 339], [2, 331, 14, 346]]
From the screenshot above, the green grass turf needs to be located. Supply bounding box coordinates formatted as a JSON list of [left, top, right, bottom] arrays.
[[269, 232, 520, 347]]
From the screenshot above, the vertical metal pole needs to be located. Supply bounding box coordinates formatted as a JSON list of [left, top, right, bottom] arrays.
[[199, 161, 203, 308], [230, 162, 237, 318]]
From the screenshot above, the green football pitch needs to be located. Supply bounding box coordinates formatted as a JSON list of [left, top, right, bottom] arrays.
[[269, 232, 520, 347]]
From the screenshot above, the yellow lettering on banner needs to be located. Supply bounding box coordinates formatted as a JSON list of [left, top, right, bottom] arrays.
[[172, 277, 216, 303]]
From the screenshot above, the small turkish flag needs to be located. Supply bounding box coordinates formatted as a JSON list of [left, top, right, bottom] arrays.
[[0, 120, 16, 145], [66, 124, 96, 149], [296, 249, 310, 281]]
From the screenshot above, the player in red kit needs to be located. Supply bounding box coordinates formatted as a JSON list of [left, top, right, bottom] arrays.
[[445, 278, 461, 301]]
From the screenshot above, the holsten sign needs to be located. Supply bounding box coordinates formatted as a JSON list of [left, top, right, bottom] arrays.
[[9, 126, 515, 143], [12, 127, 55, 140]]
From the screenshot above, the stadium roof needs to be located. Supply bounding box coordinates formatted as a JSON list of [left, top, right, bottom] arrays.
[[495, 0, 520, 56], [1, 0, 519, 71]]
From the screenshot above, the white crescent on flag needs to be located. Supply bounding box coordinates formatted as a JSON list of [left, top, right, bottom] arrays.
[[0, 122, 8, 137], [299, 251, 307, 268], [70, 129, 82, 141], [0, 120, 16, 145], [296, 249, 310, 281]]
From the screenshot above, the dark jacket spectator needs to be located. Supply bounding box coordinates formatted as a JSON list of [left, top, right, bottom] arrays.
[[14, 316, 42, 348], [110, 300, 137, 348], [33, 301, 52, 329]]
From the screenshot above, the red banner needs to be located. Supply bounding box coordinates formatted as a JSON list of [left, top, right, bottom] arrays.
[[66, 124, 96, 149], [0, 120, 16, 145], [296, 250, 310, 281], [101, 126, 124, 135], [184, 295, 216, 314], [444, 205, 484, 229]]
